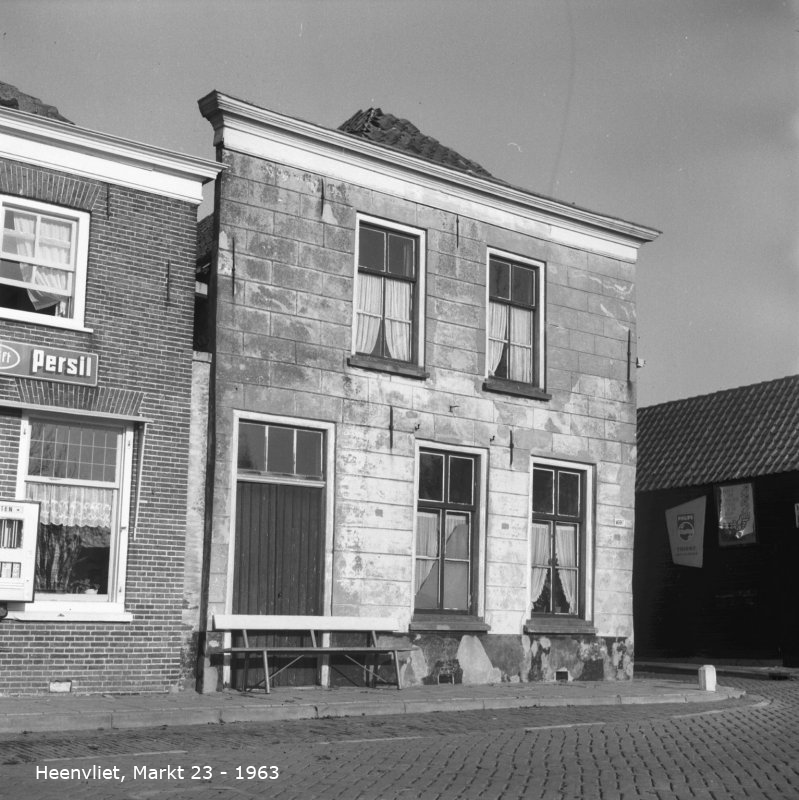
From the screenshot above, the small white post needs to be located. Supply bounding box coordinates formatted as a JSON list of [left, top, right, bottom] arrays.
[[698, 664, 716, 692]]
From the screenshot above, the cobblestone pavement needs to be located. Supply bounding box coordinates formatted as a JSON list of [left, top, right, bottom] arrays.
[[1, 676, 796, 800]]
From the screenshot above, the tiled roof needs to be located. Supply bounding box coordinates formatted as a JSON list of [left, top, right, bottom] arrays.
[[636, 375, 799, 492], [338, 108, 495, 180], [0, 81, 72, 123]]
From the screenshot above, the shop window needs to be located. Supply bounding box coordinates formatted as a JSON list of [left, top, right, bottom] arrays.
[[530, 461, 592, 619], [414, 449, 479, 614], [349, 215, 427, 379], [0, 196, 89, 329], [17, 416, 133, 613]]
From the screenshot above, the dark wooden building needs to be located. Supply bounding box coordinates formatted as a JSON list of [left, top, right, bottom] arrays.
[[634, 375, 799, 666]]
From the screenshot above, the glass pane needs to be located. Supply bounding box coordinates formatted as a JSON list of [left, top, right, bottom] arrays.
[[266, 426, 294, 475], [387, 233, 415, 278], [27, 483, 114, 595], [29, 422, 118, 482], [414, 558, 439, 609], [511, 265, 534, 307], [555, 524, 578, 567], [530, 522, 551, 566], [533, 468, 554, 514], [419, 452, 444, 501], [443, 561, 469, 610], [296, 429, 323, 478], [416, 511, 439, 557], [448, 456, 474, 505], [489, 258, 510, 299], [444, 513, 470, 558], [532, 570, 552, 613], [558, 471, 581, 517], [2, 210, 36, 256], [553, 567, 578, 614], [358, 226, 385, 271], [237, 422, 266, 472]]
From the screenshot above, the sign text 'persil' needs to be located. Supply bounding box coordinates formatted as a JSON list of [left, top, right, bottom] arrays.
[[0, 339, 98, 387]]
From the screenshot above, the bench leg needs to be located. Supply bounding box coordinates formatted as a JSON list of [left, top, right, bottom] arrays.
[[263, 649, 270, 694], [393, 650, 402, 690]]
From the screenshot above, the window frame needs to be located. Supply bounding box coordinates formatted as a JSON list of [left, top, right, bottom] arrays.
[[484, 248, 547, 400], [349, 214, 427, 378], [527, 458, 595, 632], [412, 442, 486, 619], [8, 413, 134, 621], [0, 195, 90, 330]]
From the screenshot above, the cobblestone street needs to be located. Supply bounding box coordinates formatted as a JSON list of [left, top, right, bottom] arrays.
[[1, 676, 797, 800]]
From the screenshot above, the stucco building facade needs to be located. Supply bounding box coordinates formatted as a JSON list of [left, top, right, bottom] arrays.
[[196, 92, 658, 690]]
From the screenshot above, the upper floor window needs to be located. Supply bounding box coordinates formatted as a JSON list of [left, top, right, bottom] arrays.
[[0, 196, 89, 329], [486, 252, 545, 395], [350, 215, 426, 377]]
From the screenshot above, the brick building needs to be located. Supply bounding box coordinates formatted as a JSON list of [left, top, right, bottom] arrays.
[[0, 85, 221, 694], [196, 92, 659, 690]]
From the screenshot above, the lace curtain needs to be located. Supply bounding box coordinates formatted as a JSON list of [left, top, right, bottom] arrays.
[[530, 522, 550, 610], [354, 273, 382, 354], [487, 302, 508, 374], [555, 524, 577, 613]]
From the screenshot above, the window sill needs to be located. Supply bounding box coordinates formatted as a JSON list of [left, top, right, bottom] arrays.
[[524, 617, 596, 636], [0, 311, 93, 333], [5, 602, 133, 623], [348, 354, 429, 380], [410, 614, 490, 633], [483, 377, 551, 401]]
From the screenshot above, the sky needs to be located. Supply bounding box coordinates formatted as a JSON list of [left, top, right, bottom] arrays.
[[2, 0, 797, 406]]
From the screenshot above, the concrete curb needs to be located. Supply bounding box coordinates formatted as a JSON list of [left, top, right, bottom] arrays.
[[0, 685, 744, 735]]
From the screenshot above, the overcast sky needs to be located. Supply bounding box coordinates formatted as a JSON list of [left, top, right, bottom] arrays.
[[3, 0, 797, 406]]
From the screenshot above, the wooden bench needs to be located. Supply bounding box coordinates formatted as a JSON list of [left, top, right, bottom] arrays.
[[209, 614, 411, 693]]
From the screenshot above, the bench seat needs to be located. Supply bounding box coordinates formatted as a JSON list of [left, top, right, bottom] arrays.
[[209, 614, 413, 693]]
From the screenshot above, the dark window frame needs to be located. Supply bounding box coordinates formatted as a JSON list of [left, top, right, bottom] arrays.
[[414, 449, 480, 615]]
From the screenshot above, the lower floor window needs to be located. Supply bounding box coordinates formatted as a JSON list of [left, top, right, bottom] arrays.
[[415, 449, 479, 613], [531, 462, 589, 617], [20, 416, 132, 603]]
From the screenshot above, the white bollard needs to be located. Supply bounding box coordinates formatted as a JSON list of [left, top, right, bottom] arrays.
[[698, 664, 716, 692]]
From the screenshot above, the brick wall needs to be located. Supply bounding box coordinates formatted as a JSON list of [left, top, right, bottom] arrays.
[[0, 160, 197, 694]]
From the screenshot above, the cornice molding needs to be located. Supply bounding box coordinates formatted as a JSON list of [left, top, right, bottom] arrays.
[[199, 91, 660, 260], [0, 107, 223, 204]]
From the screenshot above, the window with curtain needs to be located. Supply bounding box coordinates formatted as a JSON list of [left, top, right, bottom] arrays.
[[530, 465, 584, 616], [0, 197, 87, 324], [23, 419, 127, 599], [488, 255, 540, 386], [354, 221, 418, 364], [415, 450, 478, 613]]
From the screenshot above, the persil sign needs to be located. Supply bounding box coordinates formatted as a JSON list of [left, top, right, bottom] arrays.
[[0, 339, 98, 387]]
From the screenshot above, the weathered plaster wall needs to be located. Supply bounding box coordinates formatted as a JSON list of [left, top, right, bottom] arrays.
[[204, 147, 639, 682]]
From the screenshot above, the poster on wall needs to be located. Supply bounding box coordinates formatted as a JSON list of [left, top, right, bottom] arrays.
[[665, 496, 705, 568], [0, 500, 39, 602], [716, 483, 756, 546]]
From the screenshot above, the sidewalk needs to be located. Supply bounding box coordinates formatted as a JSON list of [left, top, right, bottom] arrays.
[[0, 674, 746, 736]]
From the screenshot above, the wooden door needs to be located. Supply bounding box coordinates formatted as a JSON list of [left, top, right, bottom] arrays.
[[232, 480, 324, 687]]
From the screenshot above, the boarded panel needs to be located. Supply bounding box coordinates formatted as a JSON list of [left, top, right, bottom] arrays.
[[232, 481, 324, 687]]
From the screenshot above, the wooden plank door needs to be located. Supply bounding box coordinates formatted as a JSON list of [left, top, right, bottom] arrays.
[[232, 480, 324, 687]]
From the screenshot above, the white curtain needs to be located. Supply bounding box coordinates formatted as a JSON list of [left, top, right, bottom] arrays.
[[355, 273, 382, 355], [509, 307, 533, 383], [384, 279, 412, 361], [487, 301, 508, 375], [555, 524, 577, 613], [6, 212, 71, 311], [530, 522, 550, 610], [27, 483, 114, 529], [415, 511, 439, 607]]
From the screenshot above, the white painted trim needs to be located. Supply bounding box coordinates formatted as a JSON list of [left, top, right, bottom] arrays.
[[352, 213, 427, 367], [13, 413, 135, 617], [528, 457, 595, 628], [199, 92, 659, 261], [411, 440, 489, 619], [0, 107, 222, 205], [0, 194, 90, 328]]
